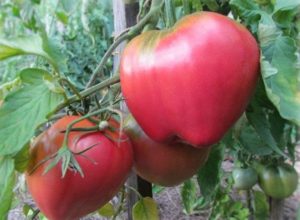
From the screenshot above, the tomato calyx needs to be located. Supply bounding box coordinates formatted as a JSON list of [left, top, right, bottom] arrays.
[[30, 107, 127, 177], [28, 142, 97, 177]]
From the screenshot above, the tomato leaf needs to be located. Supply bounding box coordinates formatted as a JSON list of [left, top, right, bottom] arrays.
[[0, 68, 64, 156], [202, 0, 219, 11], [55, 10, 69, 25], [197, 144, 225, 202], [259, 36, 300, 126], [191, 0, 202, 11], [231, 0, 300, 126], [0, 34, 66, 72], [246, 106, 287, 158], [239, 125, 273, 156], [230, 0, 261, 32], [13, 144, 30, 173], [0, 157, 15, 219], [273, 0, 300, 29], [23, 204, 31, 216], [98, 202, 115, 217], [253, 190, 269, 219], [181, 179, 197, 214], [132, 197, 159, 220]]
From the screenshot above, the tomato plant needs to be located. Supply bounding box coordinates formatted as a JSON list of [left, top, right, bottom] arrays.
[[232, 167, 258, 190], [26, 116, 133, 220], [0, 0, 299, 219], [124, 115, 210, 186], [258, 163, 298, 199], [120, 11, 260, 148]]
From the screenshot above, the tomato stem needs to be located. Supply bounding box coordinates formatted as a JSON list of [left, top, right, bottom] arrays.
[[61, 126, 99, 132], [59, 78, 82, 100], [62, 108, 109, 147], [52, 75, 120, 114]]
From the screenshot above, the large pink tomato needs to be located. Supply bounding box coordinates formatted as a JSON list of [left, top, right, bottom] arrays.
[[26, 116, 133, 220], [120, 12, 260, 147], [124, 115, 210, 186]]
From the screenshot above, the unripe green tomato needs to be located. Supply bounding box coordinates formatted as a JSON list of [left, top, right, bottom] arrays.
[[258, 163, 298, 199], [232, 167, 258, 190]]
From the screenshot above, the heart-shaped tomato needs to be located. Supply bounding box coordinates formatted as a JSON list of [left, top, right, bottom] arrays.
[[26, 116, 133, 220], [120, 12, 259, 147]]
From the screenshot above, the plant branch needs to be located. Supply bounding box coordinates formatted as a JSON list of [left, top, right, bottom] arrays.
[[86, 34, 129, 88], [52, 75, 120, 114], [59, 78, 82, 100]]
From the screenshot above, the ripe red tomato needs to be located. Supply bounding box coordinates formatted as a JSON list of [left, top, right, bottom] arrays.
[[124, 115, 210, 186], [120, 12, 260, 148], [26, 116, 133, 220]]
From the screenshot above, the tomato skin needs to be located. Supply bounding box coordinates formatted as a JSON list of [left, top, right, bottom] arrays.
[[232, 167, 258, 190], [120, 12, 260, 148], [26, 116, 133, 220], [124, 115, 210, 186], [258, 163, 298, 199]]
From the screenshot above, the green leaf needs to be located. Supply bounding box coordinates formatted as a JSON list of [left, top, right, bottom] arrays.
[[0, 157, 15, 219], [246, 106, 287, 157], [202, 0, 219, 11], [23, 204, 32, 216], [55, 10, 69, 25], [181, 179, 197, 214], [230, 0, 261, 32], [0, 78, 21, 100], [197, 144, 225, 202], [132, 197, 159, 220], [0, 68, 64, 156], [192, 0, 203, 11], [0, 34, 66, 72], [13, 144, 30, 173], [274, 0, 300, 9], [253, 190, 269, 219], [273, 1, 300, 30], [239, 125, 273, 156], [259, 36, 300, 126], [98, 202, 115, 217]]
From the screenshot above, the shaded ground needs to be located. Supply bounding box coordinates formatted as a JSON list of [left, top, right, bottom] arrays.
[[8, 148, 300, 220]]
